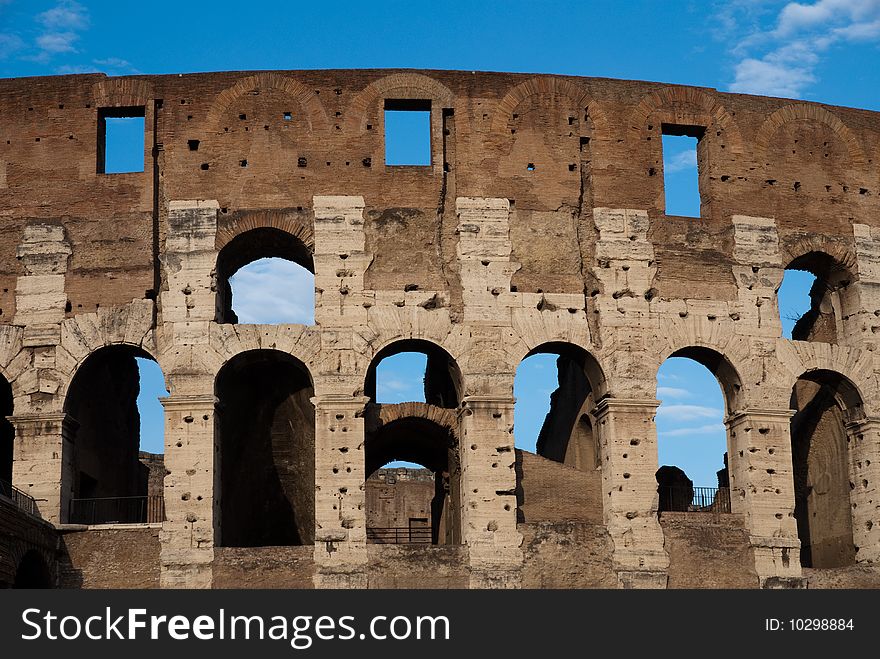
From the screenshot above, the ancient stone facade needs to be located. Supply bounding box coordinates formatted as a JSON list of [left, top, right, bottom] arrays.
[[1, 69, 880, 589]]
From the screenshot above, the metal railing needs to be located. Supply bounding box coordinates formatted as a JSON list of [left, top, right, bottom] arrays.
[[68, 495, 165, 525], [0, 478, 40, 517], [367, 526, 433, 544], [658, 486, 731, 513]]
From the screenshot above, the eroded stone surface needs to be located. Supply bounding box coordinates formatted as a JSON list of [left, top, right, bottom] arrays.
[[1, 69, 880, 588]]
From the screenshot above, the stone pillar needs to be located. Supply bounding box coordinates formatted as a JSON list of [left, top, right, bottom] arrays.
[[313, 196, 369, 327], [458, 395, 521, 588], [13, 222, 71, 347], [159, 393, 217, 588], [731, 215, 784, 337], [10, 412, 74, 523], [845, 417, 880, 563], [160, 200, 219, 342], [725, 408, 802, 586], [158, 200, 221, 588], [312, 393, 368, 588], [592, 397, 668, 588]]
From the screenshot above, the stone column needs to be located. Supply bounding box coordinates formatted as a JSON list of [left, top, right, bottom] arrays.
[[845, 417, 880, 563], [592, 397, 668, 588], [458, 395, 521, 588], [10, 412, 74, 523], [312, 393, 369, 588], [159, 393, 217, 588], [157, 200, 220, 588], [725, 408, 802, 586]]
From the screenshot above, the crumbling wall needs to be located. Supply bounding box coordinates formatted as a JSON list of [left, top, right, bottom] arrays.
[[515, 450, 602, 523], [212, 546, 315, 589], [660, 513, 759, 589], [2, 69, 880, 590], [59, 527, 160, 588], [520, 522, 616, 588], [138, 451, 165, 499], [535, 355, 593, 465], [365, 468, 435, 535]]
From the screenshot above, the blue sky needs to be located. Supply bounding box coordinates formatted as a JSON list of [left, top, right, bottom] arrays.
[[1, 1, 875, 484]]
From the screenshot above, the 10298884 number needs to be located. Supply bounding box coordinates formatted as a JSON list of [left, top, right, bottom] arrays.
[[790, 619, 854, 631]]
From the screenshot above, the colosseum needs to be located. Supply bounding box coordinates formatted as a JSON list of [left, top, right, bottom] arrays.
[[0, 68, 879, 589]]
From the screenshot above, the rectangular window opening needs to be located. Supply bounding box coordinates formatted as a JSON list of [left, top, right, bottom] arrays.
[[384, 99, 431, 166], [98, 106, 146, 174], [661, 123, 704, 218]]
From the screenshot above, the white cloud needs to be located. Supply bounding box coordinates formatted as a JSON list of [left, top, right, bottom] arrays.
[[656, 404, 722, 422], [659, 423, 726, 438], [36, 31, 78, 54], [663, 149, 697, 173], [38, 0, 89, 31], [228, 258, 315, 324], [26, 0, 90, 62], [657, 386, 692, 400], [726, 0, 880, 97]]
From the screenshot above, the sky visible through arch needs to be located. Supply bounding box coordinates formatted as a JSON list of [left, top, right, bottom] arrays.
[[1, 1, 875, 484]]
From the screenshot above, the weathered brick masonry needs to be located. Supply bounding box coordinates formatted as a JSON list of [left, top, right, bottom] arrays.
[[1, 69, 880, 588]]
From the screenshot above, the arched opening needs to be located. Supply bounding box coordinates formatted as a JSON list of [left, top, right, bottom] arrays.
[[13, 550, 52, 589], [779, 251, 855, 342], [363, 340, 462, 544], [215, 349, 314, 547], [655, 347, 740, 513], [216, 227, 314, 324], [365, 417, 460, 545], [513, 342, 604, 469], [365, 340, 461, 409], [63, 346, 168, 524], [0, 373, 13, 486], [790, 369, 860, 568]]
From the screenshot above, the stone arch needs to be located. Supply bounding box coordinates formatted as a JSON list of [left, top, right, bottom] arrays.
[[62, 343, 166, 523], [507, 320, 593, 374], [490, 76, 610, 136], [755, 103, 867, 169], [214, 348, 316, 547], [779, 243, 860, 343], [215, 209, 314, 253], [363, 411, 461, 545], [373, 401, 459, 439], [206, 72, 330, 133], [775, 342, 877, 413], [654, 334, 750, 414], [789, 367, 865, 567], [92, 77, 154, 108], [780, 236, 858, 276], [12, 548, 54, 588], [357, 322, 466, 377], [629, 86, 744, 153], [214, 223, 315, 324], [514, 340, 606, 471], [56, 300, 158, 403], [654, 344, 745, 514], [344, 72, 455, 133], [364, 338, 462, 409], [205, 324, 321, 381]]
